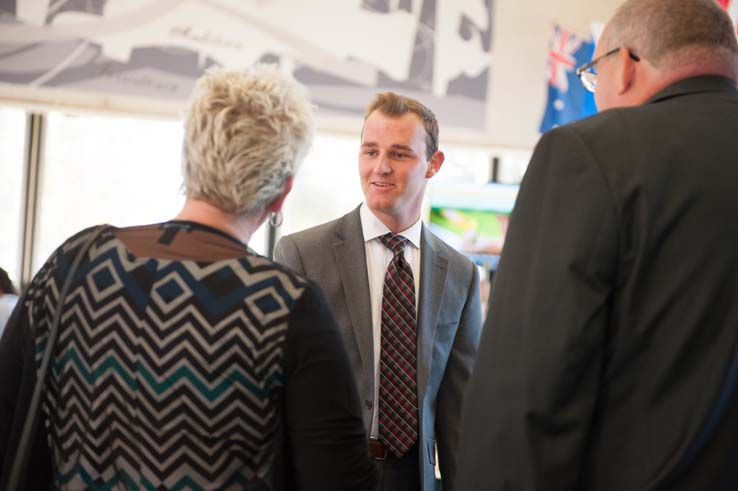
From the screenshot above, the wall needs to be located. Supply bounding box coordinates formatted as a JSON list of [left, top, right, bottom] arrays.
[[0, 0, 623, 152], [485, 0, 624, 149]]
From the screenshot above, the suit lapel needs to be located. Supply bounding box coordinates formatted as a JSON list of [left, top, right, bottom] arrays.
[[333, 207, 374, 372], [417, 225, 448, 401]]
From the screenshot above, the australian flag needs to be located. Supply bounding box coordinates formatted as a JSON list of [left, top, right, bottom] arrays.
[[539, 25, 598, 133]]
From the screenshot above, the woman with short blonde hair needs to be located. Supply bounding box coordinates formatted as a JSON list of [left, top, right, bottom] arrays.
[[0, 65, 376, 491]]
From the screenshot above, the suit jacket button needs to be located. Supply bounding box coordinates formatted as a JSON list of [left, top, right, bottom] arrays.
[[365, 400, 372, 409]]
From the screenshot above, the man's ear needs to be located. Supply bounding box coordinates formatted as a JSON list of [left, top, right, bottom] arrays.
[[425, 150, 445, 178], [618, 48, 637, 95], [269, 175, 294, 213]]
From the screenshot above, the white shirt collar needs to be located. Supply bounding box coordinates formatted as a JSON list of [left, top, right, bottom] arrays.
[[359, 202, 422, 249]]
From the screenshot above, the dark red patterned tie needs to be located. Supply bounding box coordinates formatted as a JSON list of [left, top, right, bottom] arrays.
[[378, 232, 418, 458]]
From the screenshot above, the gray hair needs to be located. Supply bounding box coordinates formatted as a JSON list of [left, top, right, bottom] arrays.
[[602, 0, 738, 72], [182, 65, 315, 215]]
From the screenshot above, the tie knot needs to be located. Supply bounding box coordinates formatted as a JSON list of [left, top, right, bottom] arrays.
[[380, 233, 408, 255]]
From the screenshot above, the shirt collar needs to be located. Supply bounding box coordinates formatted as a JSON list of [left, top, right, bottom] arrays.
[[360, 203, 422, 249]]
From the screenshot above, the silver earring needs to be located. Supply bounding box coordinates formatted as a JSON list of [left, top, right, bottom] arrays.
[[269, 211, 283, 227]]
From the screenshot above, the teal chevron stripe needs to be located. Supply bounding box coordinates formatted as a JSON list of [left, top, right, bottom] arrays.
[[35, 337, 47, 355], [52, 346, 282, 400], [224, 470, 259, 490], [138, 362, 270, 401], [264, 370, 284, 387], [54, 347, 137, 388], [40, 234, 302, 490], [140, 474, 205, 491], [58, 465, 130, 491], [58, 464, 258, 491], [142, 469, 257, 491]]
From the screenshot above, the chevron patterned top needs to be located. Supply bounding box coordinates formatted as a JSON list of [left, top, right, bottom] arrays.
[[1, 224, 376, 491]]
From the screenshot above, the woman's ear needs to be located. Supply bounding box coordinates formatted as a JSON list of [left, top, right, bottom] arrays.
[[270, 176, 294, 213]]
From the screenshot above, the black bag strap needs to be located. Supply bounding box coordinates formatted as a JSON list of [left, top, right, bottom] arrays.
[[6, 225, 109, 490]]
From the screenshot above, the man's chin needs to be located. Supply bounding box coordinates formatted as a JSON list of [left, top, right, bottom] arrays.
[[366, 199, 397, 216]]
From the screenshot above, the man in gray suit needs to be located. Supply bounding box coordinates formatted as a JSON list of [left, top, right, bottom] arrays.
[[274, 92, 482, 491]]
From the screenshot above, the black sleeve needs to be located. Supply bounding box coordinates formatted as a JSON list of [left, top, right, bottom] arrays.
[[456, 125, 619, 490], [0, 293, 29, 476], [282, 281, 377, 491], [0, 240, 74, 491], [0, 288, 53, 491]]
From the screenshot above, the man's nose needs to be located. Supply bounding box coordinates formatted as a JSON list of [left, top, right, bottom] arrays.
[[373, 154, 391, 175]]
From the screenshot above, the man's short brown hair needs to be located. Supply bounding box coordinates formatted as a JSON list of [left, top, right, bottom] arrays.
[[364, 92, 439, 160]]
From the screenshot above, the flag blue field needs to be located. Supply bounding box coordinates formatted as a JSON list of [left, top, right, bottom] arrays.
[[539, 25, 598, 133], [540, 2, 737, 134]]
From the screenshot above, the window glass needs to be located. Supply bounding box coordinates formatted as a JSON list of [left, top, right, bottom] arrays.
[[279, 133, 363, 237], [0, 107, 26, 289], [278, 136, 522, 240], [34, 112, 268, 271]]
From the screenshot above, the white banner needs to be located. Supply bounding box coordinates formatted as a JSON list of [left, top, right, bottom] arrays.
[[0, 0, 494, 133]]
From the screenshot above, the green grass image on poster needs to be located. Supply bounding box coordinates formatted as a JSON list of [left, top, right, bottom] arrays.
[[430, 207, 508, 238]]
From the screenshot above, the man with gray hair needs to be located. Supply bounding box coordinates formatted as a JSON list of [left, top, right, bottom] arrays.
[[457, 0, 738, 489]]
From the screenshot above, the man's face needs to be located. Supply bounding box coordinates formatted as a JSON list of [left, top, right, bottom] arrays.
[[359, 110, 439, 227]]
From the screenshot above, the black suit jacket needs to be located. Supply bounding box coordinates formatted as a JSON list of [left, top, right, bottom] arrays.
[[456, 76, 738, 490]]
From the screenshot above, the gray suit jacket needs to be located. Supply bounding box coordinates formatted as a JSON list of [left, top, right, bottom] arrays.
[[274, 206, 482, 491]]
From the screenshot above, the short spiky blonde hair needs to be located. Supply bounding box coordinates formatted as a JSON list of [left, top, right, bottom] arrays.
[[182, 65, 315, 215]]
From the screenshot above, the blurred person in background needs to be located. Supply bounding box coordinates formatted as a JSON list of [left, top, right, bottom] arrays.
[[0, 267, 18, 336], [0, 65, 376, 491]]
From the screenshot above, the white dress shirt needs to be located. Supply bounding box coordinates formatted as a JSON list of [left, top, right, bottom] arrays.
[[359, 203, 422, 438]]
